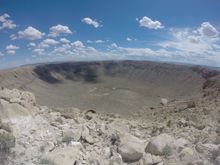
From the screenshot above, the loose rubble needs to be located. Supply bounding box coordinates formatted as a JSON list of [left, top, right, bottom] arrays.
[[0, 88, 219, 165]]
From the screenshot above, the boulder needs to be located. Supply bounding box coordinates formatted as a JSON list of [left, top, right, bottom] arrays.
[[118, 133, 145, 163], [81, 125, 95, 144], [195, 142, 219, 160], [140, 153, 153, 165], [43, 146, 82, 165], [174, 138, 189, 152], [152, 155, 162, 164], [110, 121, 130, 134], [160, 98, 168, 105], [145, 133, 174, 155], [110, 153, 127, 165], [179, 147, 199, 165]]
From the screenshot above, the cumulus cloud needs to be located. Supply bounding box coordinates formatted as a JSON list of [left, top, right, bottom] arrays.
[[126, 37, 132, 41], [60, 38, 70, 44], [159, 28, 212, 54], [48, 24, 72, 37], [161, 22, 220, 54], [82, 17, 101, 28], [71, 40, 85, 48], [42, 38, 59, 45], [33, 48, 45, 55], [111, 43, 118, 48], [0, 13, 17, 30], [6, 44, 19, 50], [7, 50, 16, 55], [138, 16, 164, 29], [198, 22, 219, 38], [29, 38, 119, 62], [188, 36, 200, 43], [157, 22, 220, 65], [0, 14, 9, 22], [38, 43, 50, 49], [35, 38, 59, 49], [18, 26, 45, 40], [6, 44, 19, 55], [1, 20, 16, 30]]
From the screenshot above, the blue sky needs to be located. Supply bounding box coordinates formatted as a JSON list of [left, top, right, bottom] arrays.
[[0, 0, 220, 68]]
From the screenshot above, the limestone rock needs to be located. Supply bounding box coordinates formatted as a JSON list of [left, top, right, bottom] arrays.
[[174, 138, 189, 152], [118, 133, 145, 163], [110, 153, 127, 165], [179, 147, 199, 165], [145, 133, 174, 155], [140, 153, 153, 165], [195, 142, 219, 160], [151, 155, 162, 164], [160, 98, 168, 105], [44, 146, 82, 165]]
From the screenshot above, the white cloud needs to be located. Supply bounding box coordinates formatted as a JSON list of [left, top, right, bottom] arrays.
[[38, 43, 49, 49], [111, 43, 118, 48], [32, 39, 116, 62], [10, 34, 17, 40], [18, 26, 45, 40], [7, 50, 16, 55], [6, 44, 19, 50], [82, 17, 101, 28], [36, 38, 59, 49], [42, 38, 59, 45], [71, 40, 84, 48], [0, 13, 17, 30], [126, 37, 132, 41], [1, 20, 16, 29], [0, 14, 9, 22], [160, 24, 220, 55], [5, 44, 19, 55], [188, 36, 200, 43], [198, 22, 219, 38], [28, 42, 36, 47], [87, 40, 105, 43], [156, 23, 220, 65], [48, 24, 72, 37], [33, 48, 45, 55], [138, 16, 164, 29], [110, 44, 155, 57], [60, 38, 70, 44], [159, 29, 211, 54], [95, 40, 104, 43], [122, 47, 154, 56]]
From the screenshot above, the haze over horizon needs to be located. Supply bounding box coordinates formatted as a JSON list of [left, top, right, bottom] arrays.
[[0, 0, 220, 69]]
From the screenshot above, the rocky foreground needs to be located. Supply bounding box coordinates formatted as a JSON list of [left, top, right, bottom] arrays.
[[0, 88, 220, 165]]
